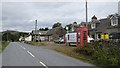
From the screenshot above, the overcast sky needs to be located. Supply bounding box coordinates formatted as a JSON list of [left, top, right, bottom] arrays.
[[1, 0, 120, 32]]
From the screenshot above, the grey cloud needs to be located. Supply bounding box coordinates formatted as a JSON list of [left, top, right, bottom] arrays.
[[88, 2, 118, 19], [1, 2, 118, 32], [2, 0, 120, 2]]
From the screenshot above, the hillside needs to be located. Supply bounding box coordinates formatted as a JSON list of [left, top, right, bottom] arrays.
[[1, 30, 29, 41]]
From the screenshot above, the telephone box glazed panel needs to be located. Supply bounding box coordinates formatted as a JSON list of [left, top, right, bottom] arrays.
[[76, 26, 88, 47]]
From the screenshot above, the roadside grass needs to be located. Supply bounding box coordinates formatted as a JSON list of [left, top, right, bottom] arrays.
[[26, 41, 54, 46], [0, 41, 10, 53], [54, 42, 120, 67], [25, 41, 120, 67], [26, 41, 94, 64], [54, 45, 93, 64]]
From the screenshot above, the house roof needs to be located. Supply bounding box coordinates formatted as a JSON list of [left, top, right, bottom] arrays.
[[46, 27, 66, 36], [92, 15, 97, 19], [32, 30, 48, 35], [96, 18, 111, 33], [89, 14, 120, 34]]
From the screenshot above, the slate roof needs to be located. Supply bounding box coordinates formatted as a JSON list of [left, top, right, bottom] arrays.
[[96, 18, 111, 33], [46, 27, 66, 36], [89, 14, 120, 34], [32, 30, 48, 35], [92, 15, 97, 19]]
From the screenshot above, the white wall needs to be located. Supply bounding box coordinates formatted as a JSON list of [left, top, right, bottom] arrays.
[[91, 23, 96, 29], [25, 35, 32, 41], [40, 36, 45, 41], [118, 1, 120, 15], [19, 36, 24, 41]]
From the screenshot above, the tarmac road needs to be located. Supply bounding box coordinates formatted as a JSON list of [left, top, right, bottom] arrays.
[[2, 42, 94, 67]]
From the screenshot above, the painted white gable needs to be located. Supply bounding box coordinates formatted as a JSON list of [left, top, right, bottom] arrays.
[[25, 35, 32, 41], [110, 15, 118, 26]]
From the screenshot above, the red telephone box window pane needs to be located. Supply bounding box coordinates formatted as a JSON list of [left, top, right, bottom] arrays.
[[83, 31, 87, 40]]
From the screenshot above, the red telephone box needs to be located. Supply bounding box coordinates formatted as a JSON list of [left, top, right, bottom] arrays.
[[76, 26, 88, 48]]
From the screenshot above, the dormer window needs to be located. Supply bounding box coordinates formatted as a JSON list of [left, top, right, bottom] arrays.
[[91, 23, 96, 29], [110, 16, 118, 26], [91, 15, 97, 29]]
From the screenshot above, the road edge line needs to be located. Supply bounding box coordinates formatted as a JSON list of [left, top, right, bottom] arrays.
[[39, 61, 48, 68], [27, 51, 35, 58]]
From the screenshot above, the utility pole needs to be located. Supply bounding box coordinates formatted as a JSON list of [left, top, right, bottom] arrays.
[[7, 30, 8, 41], [35, 19, 37, 42], [85, 0, 88, 26]]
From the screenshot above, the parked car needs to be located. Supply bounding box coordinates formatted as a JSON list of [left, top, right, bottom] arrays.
[[54, 38, 64, 44]]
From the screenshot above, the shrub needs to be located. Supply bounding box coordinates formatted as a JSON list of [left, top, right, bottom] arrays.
[[0, 41, 10, 53], [74, 42, 120, 66]]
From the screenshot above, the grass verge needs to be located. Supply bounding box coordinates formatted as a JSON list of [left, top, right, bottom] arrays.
[[0, 41, 10, 53], [54, 42, 120, 67], [54, 45, 93, 64], [25, 41, 53, 46]]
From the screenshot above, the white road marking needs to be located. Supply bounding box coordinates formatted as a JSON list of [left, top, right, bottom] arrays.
[[27, 51, 35, 58], [20, 44, 48, 67], [20, 46, 26, 50], [20, 46, 22, 47], [22, 47, 26, 50], [39, 61, 48, 68]]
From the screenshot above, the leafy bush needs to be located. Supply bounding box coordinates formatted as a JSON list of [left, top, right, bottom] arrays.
[[0, 41, 10, 53], [74, 41, 120, 66]]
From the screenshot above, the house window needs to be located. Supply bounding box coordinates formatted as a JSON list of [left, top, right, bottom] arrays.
[[111, 16, 118, 26], [92, 35, 95, 39], [113, 19, 117, 24], [91, 23, 96, 29], [97, 34, 101, 39]]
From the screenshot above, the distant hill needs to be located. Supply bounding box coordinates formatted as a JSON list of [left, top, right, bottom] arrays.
[[1, 30, 29, 41]]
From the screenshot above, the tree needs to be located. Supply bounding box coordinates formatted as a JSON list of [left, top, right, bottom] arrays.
[[52, 22, 61, 28], [80, 22, 86, 26], [39, 27, 49, 31], [2, 32, 19, 41], [65, 24, 72, 31], [39, 28, 44, 31], [45, 27, 49, 31], [73, 21, 77, 24], [39, 28, 42, 30]]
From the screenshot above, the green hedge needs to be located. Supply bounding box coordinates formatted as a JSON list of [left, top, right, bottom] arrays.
[[0, 41, 10, 53], [74, 42, 120, 66]]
